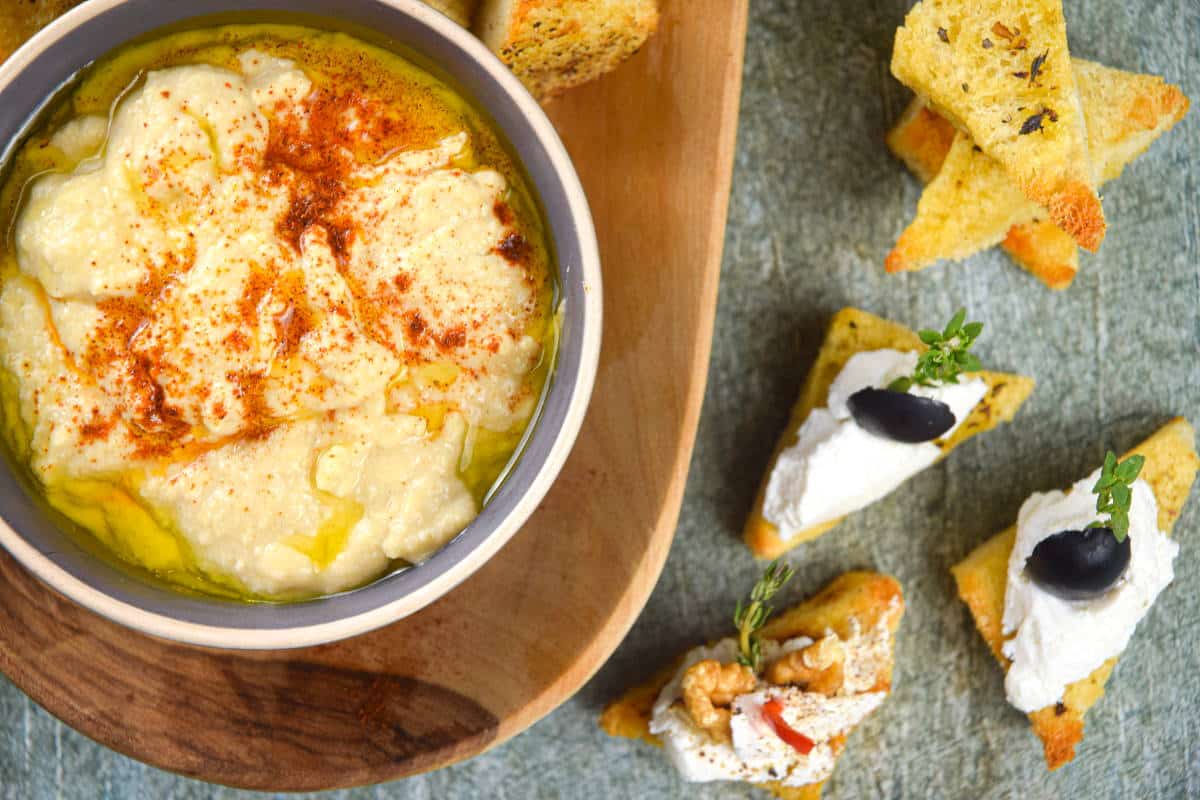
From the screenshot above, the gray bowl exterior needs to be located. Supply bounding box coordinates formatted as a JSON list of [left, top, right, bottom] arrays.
[[0, 0, 591, 633]]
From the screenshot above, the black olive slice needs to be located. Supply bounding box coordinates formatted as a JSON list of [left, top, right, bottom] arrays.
[[847, 387, 956, 443], [1025, 527, 1131, 601]]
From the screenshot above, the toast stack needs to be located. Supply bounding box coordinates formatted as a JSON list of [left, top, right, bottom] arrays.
[[893, 0, 1104, 249], [888, 0, 1189, 288]]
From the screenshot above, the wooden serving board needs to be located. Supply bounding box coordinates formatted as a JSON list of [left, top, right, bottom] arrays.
[[0, 0, 748, 790]]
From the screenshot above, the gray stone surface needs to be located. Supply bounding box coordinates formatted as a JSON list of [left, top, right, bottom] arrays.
[[2, 0, 1199, 797]]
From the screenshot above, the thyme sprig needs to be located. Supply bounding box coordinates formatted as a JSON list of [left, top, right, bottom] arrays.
[[1087, 451, 1145, 542], [734, 560, 795, 671], [888, 308, 984, 393]]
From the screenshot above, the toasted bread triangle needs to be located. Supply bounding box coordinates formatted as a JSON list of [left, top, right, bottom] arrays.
[[475, 0, 659, 98], [888, 134, 1038, 273], [742, 309, 1034, 559], [892, 0, 1105, 249], [886, 97, 1078, 289], [599, 572, 905, 800], [886, 61, 1188, 284], [1074, 59, 1191, 183], [952, 418, 1199, 769]]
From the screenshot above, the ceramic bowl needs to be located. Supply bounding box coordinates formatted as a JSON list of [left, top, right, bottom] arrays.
[[0, 0, 601, 649]]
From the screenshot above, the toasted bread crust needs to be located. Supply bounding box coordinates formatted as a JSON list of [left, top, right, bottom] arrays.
[[1000, 219, 1078, 289], [599, 572, 904, 799], [475, 0, 659, 98], [743, 308, 1035, 559], [885, 98, 958, 183], [952, 418, 1199, 769], [1033, 178, 1105, 252]]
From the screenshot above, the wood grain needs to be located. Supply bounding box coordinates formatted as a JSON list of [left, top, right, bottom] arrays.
[[0, 0, 748, 789]]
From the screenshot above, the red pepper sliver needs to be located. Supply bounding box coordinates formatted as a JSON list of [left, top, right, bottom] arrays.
[[761, 698, 815, 755]]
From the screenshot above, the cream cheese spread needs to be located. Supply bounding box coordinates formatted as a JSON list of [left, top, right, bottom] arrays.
[[763, 349, 987, 538], [1001, 471, 1177, 712]]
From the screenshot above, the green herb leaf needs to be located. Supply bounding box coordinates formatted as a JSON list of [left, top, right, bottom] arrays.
[[1116, 456, 1144, 483], [891, 308, 985, 390], [734, 559, 795, 671], [1103, 451, 1118, 475], [1089, 452, 1145, 542], [943, 308, 966, 339]]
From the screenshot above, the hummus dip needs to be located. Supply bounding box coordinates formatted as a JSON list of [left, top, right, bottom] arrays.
[[0, 26, 556, 599]]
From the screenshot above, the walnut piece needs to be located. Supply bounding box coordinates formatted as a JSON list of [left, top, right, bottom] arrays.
[[681, 659, 757, 743], [766, 634, 846, 695]]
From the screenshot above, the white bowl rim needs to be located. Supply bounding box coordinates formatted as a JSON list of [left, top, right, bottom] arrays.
[[0, 0, 602, 649]]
